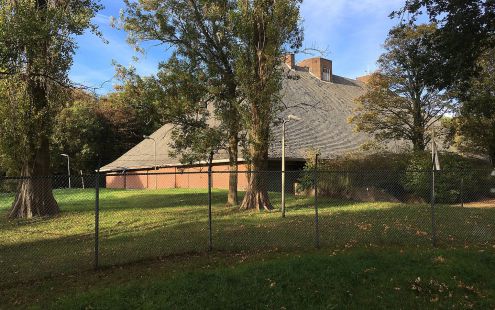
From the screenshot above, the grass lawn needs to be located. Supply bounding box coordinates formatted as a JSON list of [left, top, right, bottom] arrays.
[[1, 247, 495, 308], [0, 187, 494, 307]]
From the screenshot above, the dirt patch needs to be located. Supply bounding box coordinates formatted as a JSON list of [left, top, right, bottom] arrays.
[[459, 198, 495, 208]]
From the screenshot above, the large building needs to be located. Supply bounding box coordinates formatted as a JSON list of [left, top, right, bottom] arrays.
[[101, 56, 386, 190]]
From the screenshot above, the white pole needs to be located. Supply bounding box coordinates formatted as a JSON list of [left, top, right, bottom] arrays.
[[80, 170, 85, 189], [282, 120, 286, 217]]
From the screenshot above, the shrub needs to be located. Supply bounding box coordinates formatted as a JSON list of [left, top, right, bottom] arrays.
[[298, 151, 493, 203], [298, 152, 412, 198], [403, 152, 492, 203]]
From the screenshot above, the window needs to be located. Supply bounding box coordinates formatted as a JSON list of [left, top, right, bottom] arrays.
[[322, 67, 331, 81]]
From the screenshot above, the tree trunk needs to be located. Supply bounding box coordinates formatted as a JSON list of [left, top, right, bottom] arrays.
[[240, 147, 272, 211], [9, 136, 60, 219], [412, 134, 426, 151], [227, 135, 239, 206], [412, 96, 426, 151], [9, 63, 59, 218]]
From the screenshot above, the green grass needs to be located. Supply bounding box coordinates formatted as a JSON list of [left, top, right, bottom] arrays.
[[0, 188, 494, 308], [2, 247, 495, 309], [49, 248, 495, 309], [0, 188, 494, 285]]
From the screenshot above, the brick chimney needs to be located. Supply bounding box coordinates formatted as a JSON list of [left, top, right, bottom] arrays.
[[297, 57, 332, 82], [284, 53, 296, 69]]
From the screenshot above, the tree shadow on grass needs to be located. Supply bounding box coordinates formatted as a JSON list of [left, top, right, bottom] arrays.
[[1, 195, 494, 287]]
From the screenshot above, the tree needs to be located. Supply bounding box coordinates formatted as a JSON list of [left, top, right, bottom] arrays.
[[350, 24, 452, 151], [51, 84, 164, 175], [0, 0, 101, 218], [448, 49, 495, 164], [234, 0, 303, 210], [97, 95, 158, 164], [393, 0, 494, 90], [155, 55, 226, 165], [51, 91, 106, 175], [122, 0, 242, 206]]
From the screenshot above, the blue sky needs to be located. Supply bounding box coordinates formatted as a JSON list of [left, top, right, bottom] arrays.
[[70, 0, 406, 94]]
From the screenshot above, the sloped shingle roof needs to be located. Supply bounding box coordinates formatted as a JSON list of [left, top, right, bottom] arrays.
[[101, 67, 382, 172]]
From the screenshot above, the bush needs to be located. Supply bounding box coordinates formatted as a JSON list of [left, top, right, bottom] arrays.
[[298, 152, 412, 198], [403, 152, 493, 203], [299, 151, 493, 203]]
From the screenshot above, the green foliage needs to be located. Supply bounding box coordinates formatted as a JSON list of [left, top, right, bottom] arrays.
[[0, 0, 102, 174], [299, 152, 492, 203], [350, 24, 452, 151], [155, 54, 227, 163], [299, 152, 413, 196], [51, 94, 106, 173], [121, 0, 241, 164], [403, 152, 493, 203], [394, 0, 494, 90], [449, 49, 495, 163], [233, 0, 303, 166], [48, 87, 164, 174]]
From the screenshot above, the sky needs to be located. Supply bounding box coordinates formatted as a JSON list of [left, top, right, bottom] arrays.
[[70, 0, 406, 94]]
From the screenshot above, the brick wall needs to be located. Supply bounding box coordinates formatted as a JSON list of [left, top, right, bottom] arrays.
[[105, 163, 250, 190], [297, 57, 332, 82]]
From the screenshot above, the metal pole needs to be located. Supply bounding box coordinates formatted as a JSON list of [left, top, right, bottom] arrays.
[[94, 163, 100, 269], [281, 120, 286, 217], [431, 169, 436, 247], [314, 153, 320, 249], [154, 139, 157, 189], [80, 170, 85, 189], [67, 156, 71, 189], [208, 151, 214, 251]]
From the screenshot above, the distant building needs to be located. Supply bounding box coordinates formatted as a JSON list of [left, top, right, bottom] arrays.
[[101, 56, 382, 190]]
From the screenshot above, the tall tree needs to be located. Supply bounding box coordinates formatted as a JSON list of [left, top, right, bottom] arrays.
[[393, 0, 494, 90], [51, 91, 106, 174], [234, 0, 303, 210], [449, 49, 495, 164], [0, 0, 101, 218], [154, 55, 226, 165], [350, 24, 452, 151], [122, 0, 242, 206]]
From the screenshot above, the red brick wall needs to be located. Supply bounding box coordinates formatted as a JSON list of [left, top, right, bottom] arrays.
[[297, 57, 332, 82], [211, 164, 249, 190], [105, 163, 250, 190]]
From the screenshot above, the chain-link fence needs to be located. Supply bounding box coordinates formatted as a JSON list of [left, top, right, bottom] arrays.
[[0, 168, 494, 285]]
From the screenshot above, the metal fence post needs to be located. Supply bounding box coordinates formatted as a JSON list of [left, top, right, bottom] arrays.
[[208, 151, 213, 251], [431, 169, 436, 247], [94, 165, 100, 269], [314, 154, 320, 249]]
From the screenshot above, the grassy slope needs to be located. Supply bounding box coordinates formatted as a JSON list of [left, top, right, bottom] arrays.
[[3, 247, 493, 309], [0, 188, 494, 285], [0, 188, 494, 308]]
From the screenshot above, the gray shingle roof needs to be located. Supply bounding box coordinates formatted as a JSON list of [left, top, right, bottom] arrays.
[[101, 67, 383, 172]]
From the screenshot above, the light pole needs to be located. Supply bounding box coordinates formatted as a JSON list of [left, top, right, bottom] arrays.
[[143, 135, 157, 189], [117, 167, 128, 190], [60, 153, 71, 189], [281, 114, 302, 217]]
